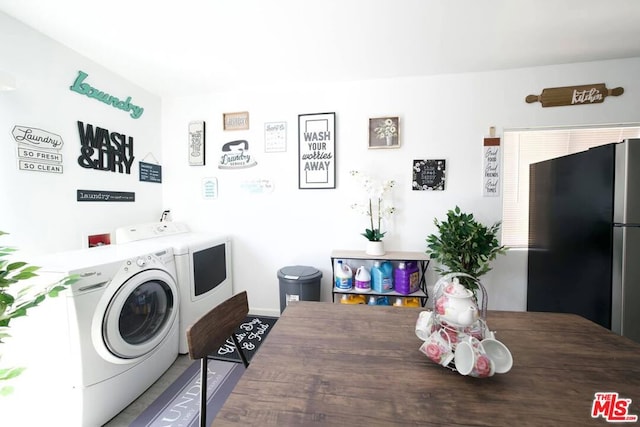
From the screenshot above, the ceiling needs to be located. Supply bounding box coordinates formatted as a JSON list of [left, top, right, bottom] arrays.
[[2, 0, 640, 98]]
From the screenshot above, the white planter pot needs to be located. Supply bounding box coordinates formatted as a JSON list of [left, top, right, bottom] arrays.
[[366, 240, 385, 256]]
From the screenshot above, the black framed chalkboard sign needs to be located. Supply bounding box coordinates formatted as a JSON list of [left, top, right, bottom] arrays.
[[298, 112, 336, 189], [412, 159, 446, 191]]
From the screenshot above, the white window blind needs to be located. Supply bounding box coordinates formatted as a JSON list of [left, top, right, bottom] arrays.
[[502, 126, 640, 248]]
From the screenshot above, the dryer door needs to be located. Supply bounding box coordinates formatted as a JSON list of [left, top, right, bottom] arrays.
[[102, 269, 178, 359]]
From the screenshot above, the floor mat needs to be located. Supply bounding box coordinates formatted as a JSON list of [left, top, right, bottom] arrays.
[[208, 315, 277, 363], [129, 359, 244, 427]]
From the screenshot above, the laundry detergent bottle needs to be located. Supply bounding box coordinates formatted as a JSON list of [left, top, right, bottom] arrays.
[[334, 260, 353, 290], [355, 266, 371, 291], [380, 261, 394, 292], [394, 261, 420, 295], [371, 261, 393, 293]]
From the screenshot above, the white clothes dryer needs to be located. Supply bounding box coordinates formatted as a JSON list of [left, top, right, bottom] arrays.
[[4, 243, 179, 426], [116, 222, 233, 353]]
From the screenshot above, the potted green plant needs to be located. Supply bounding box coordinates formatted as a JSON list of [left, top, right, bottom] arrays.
[[0, 231, 76, 396], [426, 206, 507, 292], [350, 171, 396, 255]]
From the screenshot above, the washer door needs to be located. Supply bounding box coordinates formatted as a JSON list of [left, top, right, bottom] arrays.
[[102, 269, 177, 359]]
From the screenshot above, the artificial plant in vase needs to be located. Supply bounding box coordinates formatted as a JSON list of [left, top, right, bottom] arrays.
[[350, 171, 395, 255], [0, 231, 77, 396], [426, 206, 507, 292]]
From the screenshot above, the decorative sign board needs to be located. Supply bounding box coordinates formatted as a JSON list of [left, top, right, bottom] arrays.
[[483, 137, 500, 197], [139, 161, 162, 183], [70, 70, 144, 119], [298, 112, 336, 189], [12, 125, 64, 174], [77, 121, 135, 174], [412, 159, 446, 191], [202, 177, 218, 199], [12, 126, 63, 149], [218, 140, 257, 169], [223, 112, 249, 130], [77, 190, 135, 202], [188, 121, 206, 165], [526, 83, 623, 107], [240, 179, 275, 194], [265, 122, 287, 152], [18, 157, 63, 174]]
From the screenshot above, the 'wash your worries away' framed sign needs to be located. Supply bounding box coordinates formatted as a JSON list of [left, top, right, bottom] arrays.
[[298, 112, 335, 189]]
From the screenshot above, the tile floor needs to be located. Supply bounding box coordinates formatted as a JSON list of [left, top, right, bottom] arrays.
[[102, 354, 193, 427]]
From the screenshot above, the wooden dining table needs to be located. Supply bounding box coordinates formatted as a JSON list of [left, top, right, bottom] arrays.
[[213, 301, 640, 426]]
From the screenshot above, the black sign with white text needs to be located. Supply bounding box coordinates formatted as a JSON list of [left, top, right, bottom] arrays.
[[77, 190, 135, 202]]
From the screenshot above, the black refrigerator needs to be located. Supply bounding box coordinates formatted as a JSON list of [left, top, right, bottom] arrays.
[[527, 139, 640, 343]]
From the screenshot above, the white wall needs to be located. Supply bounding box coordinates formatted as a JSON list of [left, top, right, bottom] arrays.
[[0, 12, 162, 258], [162, 58, 640, 316], [3, 10, 639, 317]]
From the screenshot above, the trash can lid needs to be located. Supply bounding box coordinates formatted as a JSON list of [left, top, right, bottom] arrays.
[[278, 265, 322, 280]]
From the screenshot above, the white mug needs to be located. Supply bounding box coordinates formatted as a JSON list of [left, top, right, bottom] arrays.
[[480, 338, 513, 374], [454, 336, 495, 378], [419, 328, 454, 367], [415, 310, 435, 340]]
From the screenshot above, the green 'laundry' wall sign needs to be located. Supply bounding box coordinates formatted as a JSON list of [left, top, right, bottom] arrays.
[[69, 70, 144, 119]]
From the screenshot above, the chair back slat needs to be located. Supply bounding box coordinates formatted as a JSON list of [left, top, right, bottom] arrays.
[[186, 291, 249, 360]]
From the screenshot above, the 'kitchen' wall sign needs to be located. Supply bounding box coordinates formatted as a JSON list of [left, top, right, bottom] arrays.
[[526, 83, 624, 107]]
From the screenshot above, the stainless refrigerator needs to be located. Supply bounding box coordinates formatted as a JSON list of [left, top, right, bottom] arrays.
[[527, 138, 640, 343]]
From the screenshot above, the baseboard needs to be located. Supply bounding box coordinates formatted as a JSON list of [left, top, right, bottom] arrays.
[[248, 307, 280, 317]]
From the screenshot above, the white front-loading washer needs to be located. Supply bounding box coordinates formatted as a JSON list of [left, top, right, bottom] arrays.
[[3, 242, 179, 427], [115, 222, 233, 353]]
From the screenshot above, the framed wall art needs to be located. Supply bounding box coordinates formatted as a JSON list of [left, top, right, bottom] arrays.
[[369, 116, 399, 149], [298, 112, 335, 189], [264, 121, 287, 152], [412, 159, 446, 191], [223, 111, 249, 130]]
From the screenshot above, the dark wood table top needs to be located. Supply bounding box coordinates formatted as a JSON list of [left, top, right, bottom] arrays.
[[213, 302, 640, 426]]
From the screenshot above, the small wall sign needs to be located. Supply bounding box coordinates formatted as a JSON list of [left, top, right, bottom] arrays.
[[526, 83, 624, 107], [223, 111, 249, 130], [218, 140, 257, 169], [265, 122, 287, 152], [202, 177, 218, 199], [240, 179, 275, 194], [12, 125, 64, 174], [139, 161, 162, 183], [77, 190, 135, 202], [412, 159, 446, 191], [188, 121, 206, 166], [12, 126, 63, 149], [483, 137, 500, 197]]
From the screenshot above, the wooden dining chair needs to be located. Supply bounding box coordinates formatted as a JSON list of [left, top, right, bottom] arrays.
[[186, 290, 249, 427]]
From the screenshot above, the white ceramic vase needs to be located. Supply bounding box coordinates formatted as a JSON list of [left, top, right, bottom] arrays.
[[366, 240, 385, 256]]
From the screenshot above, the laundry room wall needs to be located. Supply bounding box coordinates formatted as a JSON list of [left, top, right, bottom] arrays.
[[162, 57, 640, 316], [0, 12, 162, 258], [4, 10, 640, 317]]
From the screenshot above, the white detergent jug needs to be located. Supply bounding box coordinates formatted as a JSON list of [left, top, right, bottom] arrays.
[[355, 266, 371, 291], [334, 260, 353, 290]]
